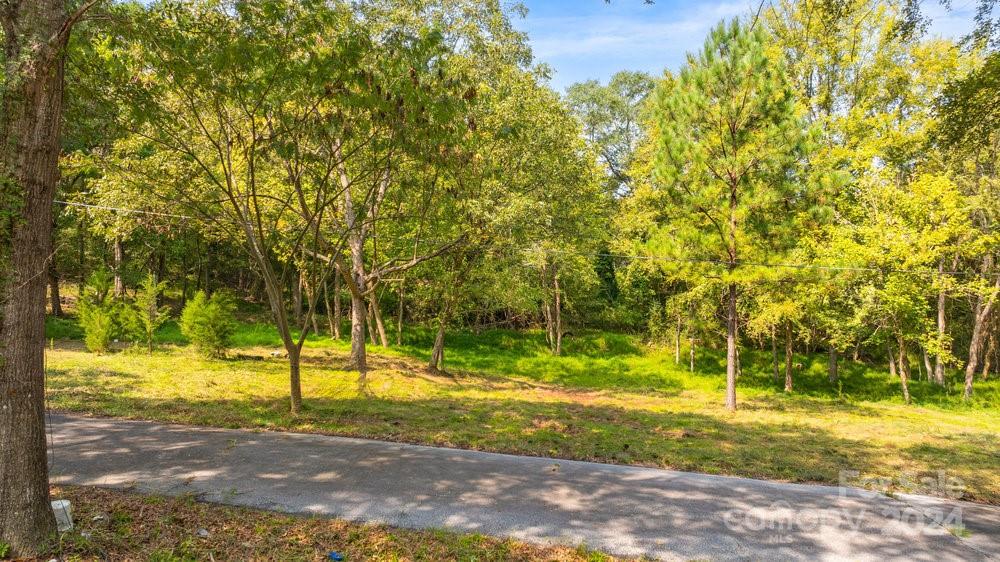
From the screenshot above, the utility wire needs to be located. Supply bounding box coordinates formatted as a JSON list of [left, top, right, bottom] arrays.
[[56, 199, 194, 220], [56, 198, 976, 277]]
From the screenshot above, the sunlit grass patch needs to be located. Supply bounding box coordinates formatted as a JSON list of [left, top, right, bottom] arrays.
[[45, 317, 1000, 505]]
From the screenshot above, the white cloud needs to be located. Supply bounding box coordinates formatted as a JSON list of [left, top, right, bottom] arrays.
[[527, 2, 747, 60]]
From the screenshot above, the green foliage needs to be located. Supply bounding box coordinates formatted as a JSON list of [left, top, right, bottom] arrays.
[[0, 540, 9, 559], [566, 70, 655, 196], [180, 291, 236, 358], [45, 324, 1000, 504], [46, 315, 85, 340], [134, 273, 171, 353], [78, 268, 118, 353]]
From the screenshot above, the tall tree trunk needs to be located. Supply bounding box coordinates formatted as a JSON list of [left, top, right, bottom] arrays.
[[155, 251, 166, 307], [307, 280, 319, 336], [77, 214, 86, 297], [0, 0, 77, 552], [784, 323, 793, 392], [772, 333, 780, 384], [922, 347, 933, 382], [293, 270, 303, 326], [323, 280, 336, 339], [965, 275, 999, 400], [690, 335, 695, 372], [429, 311, 447, 371], [828, 347, 838, 383], [725, 282, 737, 411], [396, 277, 406, 346], [202, 243, 211, 294], [735, 337, 742, 379], [179, 243, 189, 308], [333, 272, 342, 339], [113, 236, 125, 298], [287, 346, 303, 414], [48, 258, 62, 317], [350, 292, 367, 375], [897, 334, 911, 404], [888, 343, 898, 378], [982, 332, 995, 380], [370, 292, 388, 347], [553, 266, 562, 356], [934, 260, 948, 385], [674, 315, 681, 364], [366, 301, 377, 345]]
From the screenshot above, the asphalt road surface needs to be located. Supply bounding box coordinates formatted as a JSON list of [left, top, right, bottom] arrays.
[[49, 414, 999, 561]]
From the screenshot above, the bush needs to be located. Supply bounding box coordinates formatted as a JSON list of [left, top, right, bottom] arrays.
[[78, 269, 117, 353], [180, 291, 236, 357], [133, 273, 171, 352], [79, 300, 116, 353]]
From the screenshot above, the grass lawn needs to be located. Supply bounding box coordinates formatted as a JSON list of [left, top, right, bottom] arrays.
[[44, 317, 1000, 505], [33, 486, 616, 561]]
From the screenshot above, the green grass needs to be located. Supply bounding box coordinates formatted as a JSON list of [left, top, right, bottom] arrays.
[[45, 316, 1000, 505]]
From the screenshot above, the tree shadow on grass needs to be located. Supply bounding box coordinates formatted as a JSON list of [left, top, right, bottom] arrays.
[[49, 404, 998, 561], [48, 366, 882, 489]]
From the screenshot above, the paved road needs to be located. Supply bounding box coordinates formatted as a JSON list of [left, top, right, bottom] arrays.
[[49, 414, 998, 561]]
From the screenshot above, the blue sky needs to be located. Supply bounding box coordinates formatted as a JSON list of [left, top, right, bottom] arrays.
[[512, 0, 983, 93]]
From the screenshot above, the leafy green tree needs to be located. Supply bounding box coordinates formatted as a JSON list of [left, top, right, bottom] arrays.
[[653, 19, 812, 411], [936, 52, 1000, 399], [566, 70, 655, 197]]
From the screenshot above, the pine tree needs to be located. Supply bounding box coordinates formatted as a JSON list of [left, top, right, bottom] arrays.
[[653, 19, 811, 411]]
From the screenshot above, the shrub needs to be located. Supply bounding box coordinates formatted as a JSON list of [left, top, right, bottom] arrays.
[[133, 273, 171, 353], [78, 268, 117, 353], [646, 300, 668, 343], [180, 291, 236, 357]]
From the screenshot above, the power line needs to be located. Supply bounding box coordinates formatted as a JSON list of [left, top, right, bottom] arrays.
[[55, 200, 194, 220], [55, 198, 975, 277]]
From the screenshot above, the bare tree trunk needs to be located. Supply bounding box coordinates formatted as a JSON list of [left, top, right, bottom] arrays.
[[302, 275, 318, 336], [293, 270, 303, 326], [674, 315, 681, 364], [350, 291, 367, 375], [982, 333, 995, 380], [332, 267, 342, 339], [888, 344, 898, 378], [725, 282, 737, 411], [201, 242, 210, 294], [366, 302, 377, 345], [828, 347, 838, 383], [371, 293, 388, 347], [77, 214, 86, 297], [772, 333, 780, 384], [553, 267, 562, 356], [690, 335, 695, 372], [735, 338, 742, 379], [784, 323, 793, 393], [48, 258, 63, 317], [155, 251, 166, 307], [396, 277, 406, 346], [323, 280, 335, 338], [922, 347, 933, 382], [898, 334, 911, 404], [965, 274, 999, 400], [0, 0, 76, 551], [113, 236, 125, 298], [934, 260, 948, 385], [429, 314, 447, 371]]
